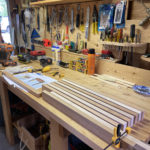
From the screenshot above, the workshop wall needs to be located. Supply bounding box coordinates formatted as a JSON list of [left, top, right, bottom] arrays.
[[33, 0, 112, 52], [10, 0, 150, 69]]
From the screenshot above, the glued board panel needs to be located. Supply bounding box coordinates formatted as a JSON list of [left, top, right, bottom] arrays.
[[59, 80, 138, 124], [43, 84, 121, 127], [62, 79, 143, 121], [47, 83, 128, 129], [52, 81, 135, 126], [43, 80, 143, 135], [43, 84, 132, 127], [43, 90, 113, 143]]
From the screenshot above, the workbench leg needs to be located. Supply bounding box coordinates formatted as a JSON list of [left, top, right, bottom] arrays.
[[0, 79, 15, 145], [50, 119, 68, 150]]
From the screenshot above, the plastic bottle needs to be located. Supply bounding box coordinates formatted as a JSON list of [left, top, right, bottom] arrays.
[[55, 46, 61, 65], [88, 49, 95, 75], [51, 46, 56, 62]]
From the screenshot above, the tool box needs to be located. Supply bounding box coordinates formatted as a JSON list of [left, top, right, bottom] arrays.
[[14, 113, 50, 150]]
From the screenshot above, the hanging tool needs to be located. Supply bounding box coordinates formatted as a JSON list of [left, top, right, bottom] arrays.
[[92, 5, 98, 34], [70, 8, 75, 33], [85, 6, 90, 40], [80, 8, 84, 32], [46, 6, 50, 32], [130, 24, 135, 65], [21, 10, 28, 47], [51, 8, 56, 27], [100, 31, 106, 41], [64, 7, 69, 42], [125, 35, 129, 65], [104, 124, 131, 150], [31, 28, 40, 39], [55, 15, 61, 42], [139, 0, 150, 26], [43, 39, 52, 47], [135, 29, 141, 43], [82, 42, 89, 55], [76, 4, 80, 28], [58, 8, 64, 27], [110, 26, 114, 42], [37, 8, 40, 31], [130, 24, 135, 43], [75, 33, 80, 51]]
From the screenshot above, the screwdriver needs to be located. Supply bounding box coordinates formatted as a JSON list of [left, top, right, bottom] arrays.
[[76, 4, 80, 28], [80, 8, 84, 32], [130, 24, 135, 65], [92, 5, 98, 34], [130, 24, 135, 43], [28, 66, 54, 73]]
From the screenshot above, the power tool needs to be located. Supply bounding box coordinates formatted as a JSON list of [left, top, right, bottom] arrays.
[[0, 43, 17, 66]]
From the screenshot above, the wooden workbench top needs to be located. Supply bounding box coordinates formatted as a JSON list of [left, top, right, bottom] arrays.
[[1, 61, 150, 149]]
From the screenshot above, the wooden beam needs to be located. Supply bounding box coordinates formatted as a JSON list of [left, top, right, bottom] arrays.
[[43, 90, 114, 143], [60, 80, 140, 124], [45, 83, 128, 130], [50, 119, 68, 150], [30, 0, 104, 6], [0, 77, 15, 145], [96, 59, 150, 86], [51, 81, 139, 126]]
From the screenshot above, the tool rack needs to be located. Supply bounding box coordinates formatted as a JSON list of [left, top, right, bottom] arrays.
[[100, 41, 148, 54]]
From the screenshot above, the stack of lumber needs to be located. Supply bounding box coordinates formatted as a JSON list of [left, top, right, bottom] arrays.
[[42, 79, 144, 144]]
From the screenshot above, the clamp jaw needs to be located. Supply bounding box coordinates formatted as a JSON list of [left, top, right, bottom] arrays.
[[112, 124, 131, 149]]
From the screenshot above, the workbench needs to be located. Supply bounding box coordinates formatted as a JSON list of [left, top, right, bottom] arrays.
[[1, 61, 150, 150]]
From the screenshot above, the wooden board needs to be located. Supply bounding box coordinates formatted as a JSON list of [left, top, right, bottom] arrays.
[[42, 79, 150, 149], [43, 90, 114, 143], [30, 0, 106, 6], [96, 59, 150, 86], [3, 71, 42, 97], [42, 79, 144, 141]]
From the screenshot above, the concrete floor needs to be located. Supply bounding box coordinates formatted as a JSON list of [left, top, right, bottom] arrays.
[[0, 127, 19, 150]]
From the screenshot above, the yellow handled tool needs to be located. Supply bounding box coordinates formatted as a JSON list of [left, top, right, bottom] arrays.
[[104, 124, 131, 150], [28, 66, 54, 73], [92, 5, 98, 34]]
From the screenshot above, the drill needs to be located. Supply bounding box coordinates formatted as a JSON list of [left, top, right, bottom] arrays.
[[0, 43, 17, 66]]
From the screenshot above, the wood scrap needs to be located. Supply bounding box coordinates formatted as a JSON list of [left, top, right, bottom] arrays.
[[91, 74, 135, 89]]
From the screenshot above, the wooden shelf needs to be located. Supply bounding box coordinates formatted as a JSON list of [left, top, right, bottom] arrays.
[[100, 41, 147, 54], [30, 0, 99, 6], [100, 41, 147, 48]]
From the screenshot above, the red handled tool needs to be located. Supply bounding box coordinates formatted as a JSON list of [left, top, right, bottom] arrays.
[[30, 50, 46, 56], [43, 39, 52, 47]]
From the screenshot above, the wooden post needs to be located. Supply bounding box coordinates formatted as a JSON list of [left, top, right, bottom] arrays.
[[50, 119, 68, 150], [0, 77, 15, 145]]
